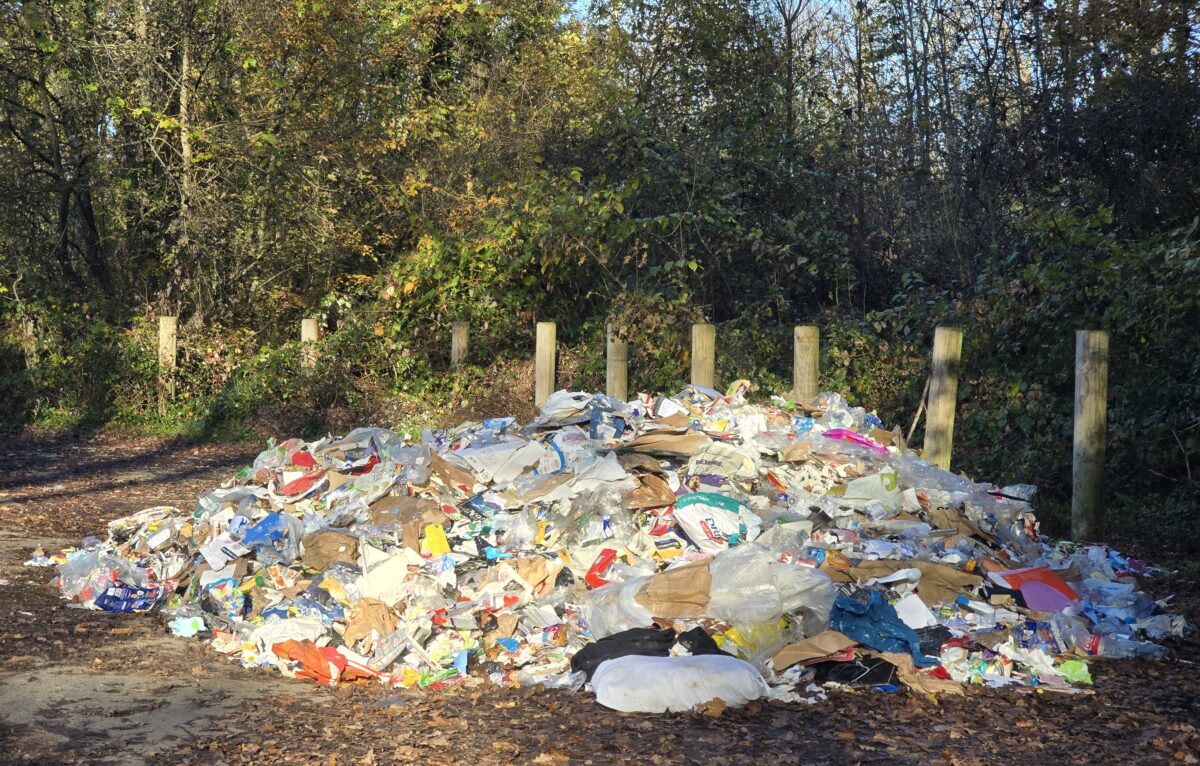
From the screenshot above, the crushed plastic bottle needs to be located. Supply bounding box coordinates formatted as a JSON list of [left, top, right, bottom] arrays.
[[1096, 634, 1169, 660], [1049, 612, 1098, 655]]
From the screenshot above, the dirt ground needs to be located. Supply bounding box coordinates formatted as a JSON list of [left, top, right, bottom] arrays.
[[0, 432, 1197, 766]]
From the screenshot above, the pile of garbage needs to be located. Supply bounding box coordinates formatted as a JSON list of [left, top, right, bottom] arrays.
[[41, 385, 1186, 712]]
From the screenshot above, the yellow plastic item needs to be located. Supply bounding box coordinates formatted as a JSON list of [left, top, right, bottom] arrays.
[[725, 379, 752, 399], [319, 575, 352, 605], [720, 621, 786, 661], [421, 523, 451, 556], [398, 666, 422, 687]]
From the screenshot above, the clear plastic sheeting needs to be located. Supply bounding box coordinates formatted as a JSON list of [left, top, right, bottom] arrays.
[[707, 544, 834, 637], [583, 577, 654, 639]]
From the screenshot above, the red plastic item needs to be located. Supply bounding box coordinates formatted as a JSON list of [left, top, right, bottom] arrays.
[[348, 455, 380, 475], [585, 548, 619, 588], [650, 511, 676, 536], [272, 639, 376, 686], [291, 451, 317, 469], [278, 469, 326, 496]]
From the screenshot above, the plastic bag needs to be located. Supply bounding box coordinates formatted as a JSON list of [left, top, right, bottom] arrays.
[[500, 507, 539, 549], [58, 550, 147, 604], [515, 669, 586, 691], [193, 486, 266, 526], [822, 428, 889, 456], [57, 550, 103, 601], [320, 461, 399, 525], [833, 469, 903, 511], [890, 452, 973, 495], [719, 620, 788, 667], [706, 544, 835, 636], [166, 604, 209, 637], [583, 576, 653, 638], [252, 438, 307, 472], [312, 427, 389, 471], [591, 654, 768, 713], [814, 392, 861, 429], [673, 492, 760, 554], [555, 488, 622, 548], [241, 512, 304, 566]]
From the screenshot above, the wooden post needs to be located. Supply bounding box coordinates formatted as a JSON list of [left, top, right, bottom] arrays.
[[535, 321, 556, 408], [158, 315, 177, 414], [923, 326, 963, 469], [691, 323, 715, 389], [606, 323, 628, 401], [301, 317, 318, 368], [793, 325, 819, 401], [451, 320, 469, 368], [1072, 330, 1109, 541]]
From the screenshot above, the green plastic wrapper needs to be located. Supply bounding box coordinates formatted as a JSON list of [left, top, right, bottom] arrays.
[[1057, 658, 1092, 685]]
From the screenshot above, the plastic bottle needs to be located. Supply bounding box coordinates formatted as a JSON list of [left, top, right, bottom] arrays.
[[1049, 612, 1098, 655], [1096, 635, 1168, 660]]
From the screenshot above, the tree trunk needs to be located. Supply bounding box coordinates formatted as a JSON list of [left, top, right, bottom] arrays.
[[73, 181, 113, 295], [179, 20, 195, 258], [34, 48, 84, 290]]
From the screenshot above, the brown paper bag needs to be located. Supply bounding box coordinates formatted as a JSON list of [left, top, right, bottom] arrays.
[[634, 560, 712, 617]]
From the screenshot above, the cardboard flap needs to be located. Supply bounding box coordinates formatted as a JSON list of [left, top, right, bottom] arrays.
[[772, 630, 857, 670], [622, 473, 678, 510], [301, 530, 360, 571], [633, 559, 712, 617], [625, 429, 711, 457], [424, 452, 478, 495], [779, 442, 815, 463]]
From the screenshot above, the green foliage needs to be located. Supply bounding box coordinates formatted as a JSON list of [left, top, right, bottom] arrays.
[[0, 0, 1197, 550], [605, 291, 702, 394], [899, 211, 1200, 539]]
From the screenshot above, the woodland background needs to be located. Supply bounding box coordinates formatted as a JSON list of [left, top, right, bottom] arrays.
[[0, 0, 1197, 547]]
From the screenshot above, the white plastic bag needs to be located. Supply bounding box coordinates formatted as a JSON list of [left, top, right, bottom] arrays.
[[591, 654, 768, 713], [673, 492, 759, 554], [583, 576, 653, 638]]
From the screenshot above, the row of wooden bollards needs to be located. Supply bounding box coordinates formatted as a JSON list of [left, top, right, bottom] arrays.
[[525, 321, 960, 459], [152, 317, 1109, 541]]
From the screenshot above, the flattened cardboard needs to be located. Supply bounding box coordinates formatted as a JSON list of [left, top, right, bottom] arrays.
[[301, 530, 360, 571], [870, 650, 964, 695], [779, 442, 815, 463], [424, 452, 478, 494], [653, 412, 692, 428], [772, 630, 857, 670], [454, 441, 546, 484], [342, 597, 397, 649], [824, 559, 983, 606], [625, 429, 711, 457], [498, 556, 562, 597], [617, 453, 667, 475], [929, 506, 997, 544], [633, 559, 712, 617], [325, 471, 355, 492], [623, 473, 678, 510], [497, 472, 574, 505]]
